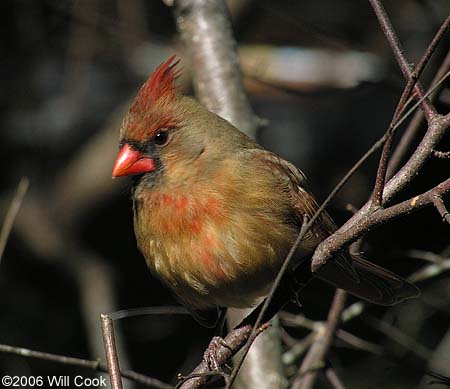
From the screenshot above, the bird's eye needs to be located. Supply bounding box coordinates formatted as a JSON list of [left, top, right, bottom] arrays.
[[154, 130, 170, 146]]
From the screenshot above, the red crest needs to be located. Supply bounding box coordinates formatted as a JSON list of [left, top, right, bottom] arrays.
[[131, 55, 181, 112]]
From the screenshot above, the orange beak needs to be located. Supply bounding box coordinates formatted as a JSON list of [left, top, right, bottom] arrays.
[[112, 144, 156, 178]]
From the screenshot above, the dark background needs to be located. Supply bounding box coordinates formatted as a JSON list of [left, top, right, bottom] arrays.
[[1, 1, 449, 388]]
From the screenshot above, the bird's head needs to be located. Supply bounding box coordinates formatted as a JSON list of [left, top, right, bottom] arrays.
[[112, 55, 212, 183]]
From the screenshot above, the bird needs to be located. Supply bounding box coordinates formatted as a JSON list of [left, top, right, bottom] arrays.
[[112, 55, 419, 327]]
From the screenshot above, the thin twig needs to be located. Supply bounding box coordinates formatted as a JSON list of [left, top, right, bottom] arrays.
[[282, 333, 316, 365], [110, 305, 188, 320], [412, 14, 450, 88], [369, 8, 449, 206], [387, 48, 450, 178], [408, 258, 450, 283], [325, 367, 347, 389], [425, 371, 450, 387], [335, 329, 383, 355], [368, 0, 437, 121], [405, 249, 448, 264], [280, 311, 383, 355], [313, 178, 450, 270], [312, 100, 450, 271], [0, 177, 29, 263], [365, 315, 432, 360], [0, 343, 172, 389], [293, 290, 347, 389], [433, 150, 450, 159], [101, 314, 123, 389], [431, 194, 450, 225]]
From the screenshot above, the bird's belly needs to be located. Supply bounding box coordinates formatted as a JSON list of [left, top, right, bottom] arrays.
[[139, 225, 308, 309], [133, 191, 314, 309]]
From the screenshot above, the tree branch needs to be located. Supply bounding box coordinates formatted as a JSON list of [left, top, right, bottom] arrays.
[[370, 8, 449, 206], [387, 48, 450, 179], [174, 0, 259, 138], [312, 178, 450, 271], [292, 290, 347, 389], [431, 193, 450, 225], [368, 0, 438, 121], [100, 314, 123, 389], [0, 344, 172, 389]]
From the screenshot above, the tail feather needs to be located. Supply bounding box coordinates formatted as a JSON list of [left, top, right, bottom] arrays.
[[317, 254, 420, 306]]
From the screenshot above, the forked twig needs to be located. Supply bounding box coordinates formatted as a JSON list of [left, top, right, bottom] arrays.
[[370, 8, 449, 206]]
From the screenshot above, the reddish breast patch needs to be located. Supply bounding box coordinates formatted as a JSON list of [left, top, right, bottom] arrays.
[[151, 191, 228, 280], [152, 192, 225, 235]]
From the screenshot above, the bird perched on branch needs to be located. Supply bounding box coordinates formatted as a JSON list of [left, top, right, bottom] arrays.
[[112, 56, 418, 326]]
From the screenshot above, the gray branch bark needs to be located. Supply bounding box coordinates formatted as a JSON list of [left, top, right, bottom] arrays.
[[174, 0, 258, 138]]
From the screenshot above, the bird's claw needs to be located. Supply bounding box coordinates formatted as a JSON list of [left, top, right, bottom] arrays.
[[203, 336, 232, 371]]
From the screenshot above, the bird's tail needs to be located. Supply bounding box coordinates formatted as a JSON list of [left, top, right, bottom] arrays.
[[316, 254, 420, 305]]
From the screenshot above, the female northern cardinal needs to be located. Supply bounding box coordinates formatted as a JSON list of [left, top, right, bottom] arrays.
[[112, 56, 418, 325]]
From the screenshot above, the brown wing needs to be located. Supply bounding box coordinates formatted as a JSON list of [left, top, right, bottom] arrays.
[[247, 149, 359, 282], [247, 149, 419, 305], [318, 254, 420, 305]]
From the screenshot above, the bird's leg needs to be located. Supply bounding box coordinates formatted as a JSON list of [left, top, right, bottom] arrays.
[[203, 336, 233, 371], [202, 308, 232, 371], [200, 308, 231, 371]]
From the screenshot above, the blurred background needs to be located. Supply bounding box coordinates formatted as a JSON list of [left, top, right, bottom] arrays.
[[1, 0, 449, 388]]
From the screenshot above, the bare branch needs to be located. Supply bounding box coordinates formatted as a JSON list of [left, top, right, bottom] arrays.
[[280, 311, 383, 355], [335, 329, 383, 355], [370, 10, 449, 206], [101, 314, 123, 389], [292, 290, 347, 389], [325, 368, 347, 389], [312, 108, 450, 272], [408, 258, 450, 283], [312, 178, 450, 271], [387, 49, 450, 178], [433, 150, 450, 159], [368, 0, 437, 121], [431, 194, 450, 225], [365, 316, 432, 360], [0, 344, 172, 389], [282, 334, 316, 365]]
